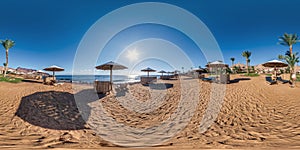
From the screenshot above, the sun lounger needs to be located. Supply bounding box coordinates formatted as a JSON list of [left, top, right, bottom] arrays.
[[265, 76, 277, 85], [201, 77, 215, 83], [160, 75, 170, 80], [277, 76, 289, 84], [160, 75, 177, 80]]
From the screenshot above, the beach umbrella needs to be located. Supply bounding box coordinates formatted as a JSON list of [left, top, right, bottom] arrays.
[[206, 61, 228, 75], [95, 61, 127, 84], [166, 71, 173, 75], [262, 60, 288, 77], [36, 70, 49, 77], [206, 61, 229, 68], [174, 70, 180, 74], [37, 70, 44, 73], [193, 68, 204, 72], [43, 65, 64, 80], [36, 70, 44, 75], [262, 59, 288, 68], [158, 70, 166, 76], [141, 67, 156, 77]]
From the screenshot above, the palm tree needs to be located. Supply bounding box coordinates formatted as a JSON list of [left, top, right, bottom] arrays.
[[279, 33, 299, 83], [230, 57, 235, 66], [1, 39, 15, 77], [248, 59, 251, 72], [278, 54, 285, 60], [285, 53, 299, 72], [242, 50, 251, 74], [279, 33, 299, 55], [285, 53, 299, 83]]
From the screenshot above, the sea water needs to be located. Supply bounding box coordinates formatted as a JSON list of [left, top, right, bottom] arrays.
[[55, 75, 159, 84]]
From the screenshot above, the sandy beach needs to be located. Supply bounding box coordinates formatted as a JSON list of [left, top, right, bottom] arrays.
[[0, 75, 299, 149]]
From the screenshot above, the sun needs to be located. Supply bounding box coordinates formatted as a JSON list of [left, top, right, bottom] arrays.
[[126, 48, 139, 61]]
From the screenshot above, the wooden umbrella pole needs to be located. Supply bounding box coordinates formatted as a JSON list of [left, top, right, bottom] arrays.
[[110, 67, 112, 90], [275, 66, 277, 80], [148, 71, 149, 77], [53, 71, 55, 81]]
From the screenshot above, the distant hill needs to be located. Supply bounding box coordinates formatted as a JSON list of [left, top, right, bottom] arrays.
[[16, 67, 37, 74]]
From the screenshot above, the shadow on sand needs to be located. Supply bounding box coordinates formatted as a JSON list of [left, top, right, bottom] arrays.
[[21, 79, 43, 84], [15, 89, 105, 130], [149, 83, 173, 90], [229, 78, 251, 84], [113, 84, 129, 97]]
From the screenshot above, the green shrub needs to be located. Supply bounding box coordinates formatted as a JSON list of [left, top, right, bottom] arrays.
[[0, 76, 22, 83], [265, 74, 272, 77], [244, 73, 260, 77]]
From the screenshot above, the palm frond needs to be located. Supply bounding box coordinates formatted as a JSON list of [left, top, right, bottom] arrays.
[[242, 50, 251, 58], [1, 39, 15, 50], [279, 33, 299, 46], [285, 53, 299, 68], [285, 50, 291, 56]]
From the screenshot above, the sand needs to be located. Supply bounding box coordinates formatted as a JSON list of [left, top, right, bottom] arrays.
[[0, 75, 299, 149]]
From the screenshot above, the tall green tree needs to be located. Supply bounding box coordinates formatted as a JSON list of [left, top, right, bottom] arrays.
[[248, 59, 251, 72], [285, 53, 299, 84], [230, 57, 235, 66], [279, 33, 299, 55], [279, 33, 299, 84], [1, 39, 15, 77], [285, 53, 299, 73], [242, 51, 251, 74]]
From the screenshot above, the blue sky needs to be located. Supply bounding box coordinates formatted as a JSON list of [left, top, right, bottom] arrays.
[[1, 0, 300, 75]]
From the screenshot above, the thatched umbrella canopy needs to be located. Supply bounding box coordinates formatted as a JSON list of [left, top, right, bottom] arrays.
[[262, 60, 288, 68], [95, 61, 127, 84], [43, 65, 64, 80], [206, 61, 228, 75], [141, 67, 156, 77], [158, 70, 166, 76], [206, 61, 229, 68], [193, 68, 205, 72], [262, 59, 288, 77], [174, 70, 180, 74]]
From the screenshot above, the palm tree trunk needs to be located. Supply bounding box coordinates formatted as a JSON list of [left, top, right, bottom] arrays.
[[289, 45, 294, 84], [289, 45, 293, 55], [4, 49, 8, 77], [291, 65, 295, 87], [246, 59, 249, 74]]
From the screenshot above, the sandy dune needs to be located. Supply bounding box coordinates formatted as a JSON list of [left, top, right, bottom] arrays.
[[0, 75, 299, 149]]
